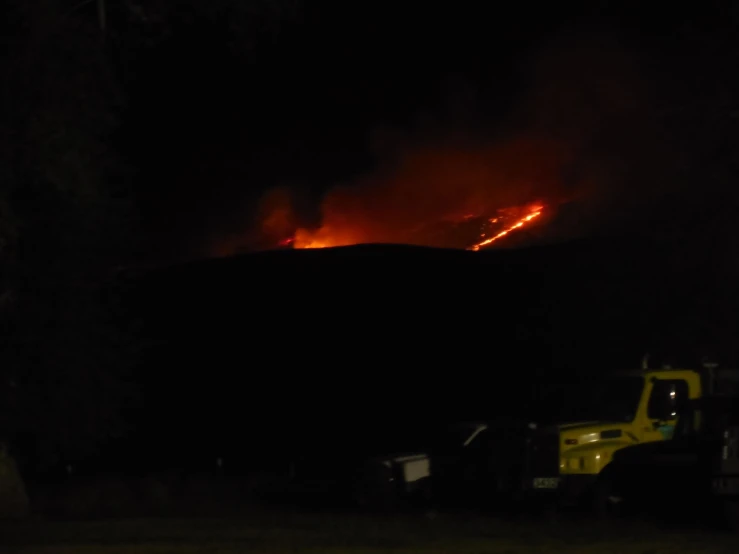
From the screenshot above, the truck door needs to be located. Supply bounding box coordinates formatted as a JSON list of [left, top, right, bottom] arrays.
[[643, 379, 690, 442]]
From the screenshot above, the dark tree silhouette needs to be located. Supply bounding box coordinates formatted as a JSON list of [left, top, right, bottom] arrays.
[[0, 0, 304, 473], [0, 0, 136, 470]]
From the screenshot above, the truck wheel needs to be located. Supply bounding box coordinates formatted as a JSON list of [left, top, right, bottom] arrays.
[[352, 462, 403, 513], [413, 476, 433, 510], [592, 475, 622, 520]]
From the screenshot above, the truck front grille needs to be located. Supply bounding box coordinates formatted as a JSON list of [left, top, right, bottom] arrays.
[[524, 431, 560, 478]]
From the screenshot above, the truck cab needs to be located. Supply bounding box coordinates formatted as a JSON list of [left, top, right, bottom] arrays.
[[522, 365, 718, 511]]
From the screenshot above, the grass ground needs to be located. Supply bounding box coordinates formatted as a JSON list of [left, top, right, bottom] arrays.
[[3, 512, 739, 554]]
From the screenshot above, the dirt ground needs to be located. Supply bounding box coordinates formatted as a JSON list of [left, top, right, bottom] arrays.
[[2, 511, 739, 554]]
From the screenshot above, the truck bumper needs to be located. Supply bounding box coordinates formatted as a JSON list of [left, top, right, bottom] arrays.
[[521, 474, 598, 508]]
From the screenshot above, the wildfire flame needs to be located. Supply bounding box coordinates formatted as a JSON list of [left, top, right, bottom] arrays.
[[290, 228, 361, 249], [284, 204, 545, 251], [468, 206, 543, 251]]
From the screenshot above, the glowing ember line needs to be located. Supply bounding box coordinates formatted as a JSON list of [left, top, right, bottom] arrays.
[[468, 208, 543, 251]]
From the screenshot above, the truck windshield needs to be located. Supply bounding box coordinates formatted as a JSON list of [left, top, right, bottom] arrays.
[[430, 423, 486, 454], [535, 375, 645, 424]]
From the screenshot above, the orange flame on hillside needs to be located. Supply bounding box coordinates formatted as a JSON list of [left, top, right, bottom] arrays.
[[468, 206, 543, 251]]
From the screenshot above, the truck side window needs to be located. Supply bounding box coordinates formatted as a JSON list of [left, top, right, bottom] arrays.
[[647, 379, 689, 420]]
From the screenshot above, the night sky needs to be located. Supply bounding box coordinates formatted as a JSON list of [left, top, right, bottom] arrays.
[[118, 2, 739, 264]]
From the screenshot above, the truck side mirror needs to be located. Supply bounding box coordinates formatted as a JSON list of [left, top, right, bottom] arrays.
[[666, 384, 679, 418], [647, 381, 682, 421]]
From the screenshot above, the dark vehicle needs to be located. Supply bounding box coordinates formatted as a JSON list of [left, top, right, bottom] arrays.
[[354, 421, 499, 512], [259, 421, 433, 511], [429, 419, 531, 511], [714, 418, 739, 529], [604, 394, 739, 528]]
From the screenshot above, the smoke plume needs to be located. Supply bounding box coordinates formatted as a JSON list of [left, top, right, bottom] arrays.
[[216, 28, 662, 255]]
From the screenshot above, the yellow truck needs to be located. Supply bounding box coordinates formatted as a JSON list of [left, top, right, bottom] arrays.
[[521, 358, 739, 515]]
